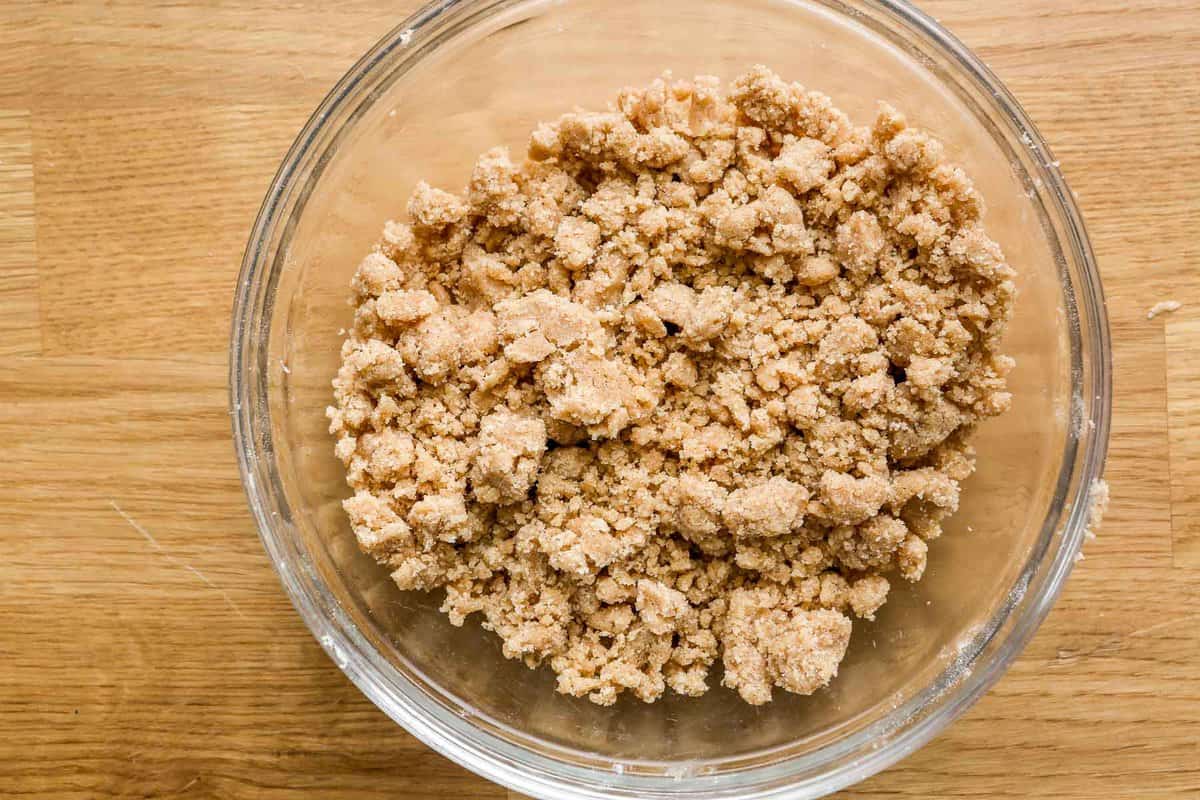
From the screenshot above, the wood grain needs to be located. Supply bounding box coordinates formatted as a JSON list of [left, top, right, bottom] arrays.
[[0, 1, 1197, 798], [0, 110, 40, 356], [32, 105, 309, 358], [1167, 318, 1200, 568]]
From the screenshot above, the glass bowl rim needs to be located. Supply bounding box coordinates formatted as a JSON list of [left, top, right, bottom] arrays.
[[229, 0, 1112, 797]]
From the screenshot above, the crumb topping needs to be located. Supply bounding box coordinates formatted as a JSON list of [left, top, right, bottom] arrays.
[[328, 66, 1015, 705]]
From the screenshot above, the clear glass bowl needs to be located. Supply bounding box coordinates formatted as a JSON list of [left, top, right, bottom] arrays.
[[230, 1, 1111, 797]]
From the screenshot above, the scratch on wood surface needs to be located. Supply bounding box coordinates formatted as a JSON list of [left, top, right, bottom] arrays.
[[109, 501, 246, 619], [175, 776, 200, 795], [1052, 615, 1196, 666], [1053, 638, 1123, 666], [1125, 615, 1197, 640]]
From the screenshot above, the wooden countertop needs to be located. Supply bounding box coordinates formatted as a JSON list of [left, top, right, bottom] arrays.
[[2, 1, 1197, 797]]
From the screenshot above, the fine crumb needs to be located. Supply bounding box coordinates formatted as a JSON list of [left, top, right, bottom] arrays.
[[329, 66, 1015, 706], [1146, 300, 1181, 320], [1084, 478, 1110, 542]]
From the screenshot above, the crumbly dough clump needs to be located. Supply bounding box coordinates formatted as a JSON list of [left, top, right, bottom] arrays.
[[328, 67, 1015, 706]]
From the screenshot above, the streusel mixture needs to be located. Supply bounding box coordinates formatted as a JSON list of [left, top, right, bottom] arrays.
[[328, 66, 1014, 705]]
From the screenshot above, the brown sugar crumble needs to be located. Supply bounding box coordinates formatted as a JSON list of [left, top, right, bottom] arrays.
[[328, 66, 1015, 706]]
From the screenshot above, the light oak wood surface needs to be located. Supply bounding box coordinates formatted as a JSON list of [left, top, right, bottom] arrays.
[[1, 1, 1197, 797]]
